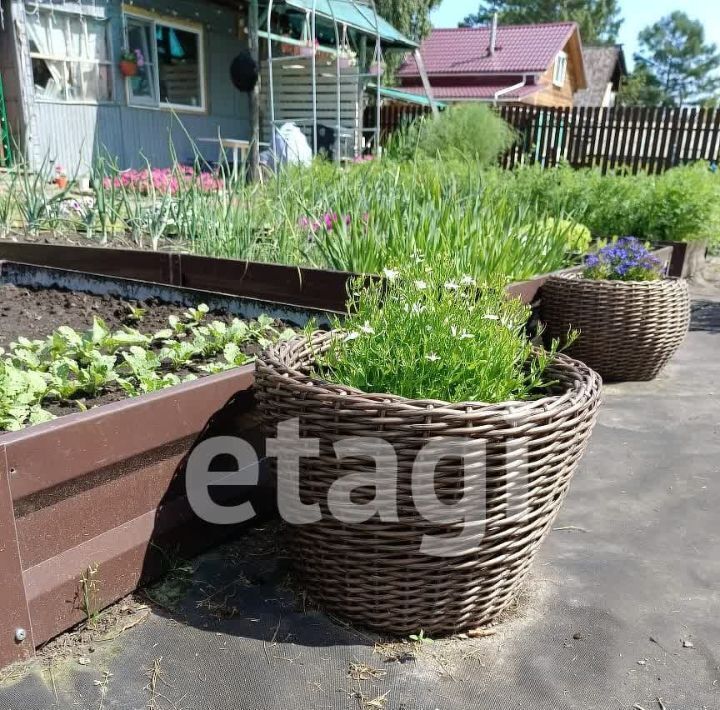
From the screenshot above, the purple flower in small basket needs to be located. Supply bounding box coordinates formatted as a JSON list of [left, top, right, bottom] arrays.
[[583, 237, 664, 282]]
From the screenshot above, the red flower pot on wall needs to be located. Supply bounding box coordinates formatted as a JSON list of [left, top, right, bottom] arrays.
[[119, 60, 138, 77]]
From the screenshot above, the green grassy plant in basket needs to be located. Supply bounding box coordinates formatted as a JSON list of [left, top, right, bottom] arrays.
[[315, 258, 563, 404]]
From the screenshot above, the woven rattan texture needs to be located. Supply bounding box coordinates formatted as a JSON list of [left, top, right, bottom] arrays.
[[255, 332, 602, 635], [540, 276, 691, 382]]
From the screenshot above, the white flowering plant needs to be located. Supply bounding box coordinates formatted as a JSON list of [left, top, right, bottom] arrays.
[[315, 258, 562, 404]]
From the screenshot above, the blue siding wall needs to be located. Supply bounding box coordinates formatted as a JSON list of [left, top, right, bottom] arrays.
[[15, 0, 250, 173]]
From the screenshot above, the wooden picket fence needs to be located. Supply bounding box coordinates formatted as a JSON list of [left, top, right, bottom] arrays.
[[365, 103, 720, 174], [363, 104, 432, 144], [498, 105, 720, 173]]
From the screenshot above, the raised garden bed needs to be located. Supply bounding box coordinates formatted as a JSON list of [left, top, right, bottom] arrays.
[[0, 283, 300, 427], [0, 261, 331, 669], [0, 242, 678, 667]]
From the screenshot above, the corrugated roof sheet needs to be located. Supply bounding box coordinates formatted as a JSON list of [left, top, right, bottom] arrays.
[[398, 22, 577, 76], [367, 84, 447, 107], [284, 0, 417, 48]]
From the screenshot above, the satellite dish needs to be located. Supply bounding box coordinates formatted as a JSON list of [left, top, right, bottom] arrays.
[[230, 51, 259, 92]]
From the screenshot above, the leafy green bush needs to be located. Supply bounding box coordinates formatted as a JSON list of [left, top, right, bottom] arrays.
[[393, 104, 517, 164], [497, 162, 720, 245], [643, 164, 720, 243], [540, 216, 592, 254], [492, 164, 641, 238], [316, 257, 560, 403]]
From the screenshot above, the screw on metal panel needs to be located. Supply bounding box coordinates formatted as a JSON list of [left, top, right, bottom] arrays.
[[14, 628, 26, 643]]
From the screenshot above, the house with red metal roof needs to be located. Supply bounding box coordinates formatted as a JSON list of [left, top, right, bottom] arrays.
[[397, 21, 587, 107]]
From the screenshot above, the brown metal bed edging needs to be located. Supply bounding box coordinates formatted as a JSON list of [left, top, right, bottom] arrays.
[[0, 365, 259, 666], [0, 449, 34, 666], [4, 366, 255, 502], [0, 243, 356, 313], [0, 242, 682, 310]]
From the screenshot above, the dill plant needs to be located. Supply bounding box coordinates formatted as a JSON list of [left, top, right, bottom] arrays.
[[316, 258, 560, 404]]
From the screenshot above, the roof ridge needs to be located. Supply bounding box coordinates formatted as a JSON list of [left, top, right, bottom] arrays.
[[430, 21, 577, 31]]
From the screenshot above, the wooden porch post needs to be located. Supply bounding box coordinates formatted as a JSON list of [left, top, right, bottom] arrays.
[[248, 0, 261, 181]]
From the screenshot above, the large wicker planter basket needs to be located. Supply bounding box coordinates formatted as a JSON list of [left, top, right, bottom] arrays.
[[255, 332, 602, 635], [540, 275, 691, 382]]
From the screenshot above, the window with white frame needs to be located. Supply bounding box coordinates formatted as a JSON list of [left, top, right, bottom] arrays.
[[553, 51, 568, 88], [26, 5, 112, 103], [124, 11, 206, 112]]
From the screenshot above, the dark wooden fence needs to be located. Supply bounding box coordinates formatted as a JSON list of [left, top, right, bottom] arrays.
[[366, 103, 720, 174], [499, 106, 720, 173], [364, 104, 432, 144]]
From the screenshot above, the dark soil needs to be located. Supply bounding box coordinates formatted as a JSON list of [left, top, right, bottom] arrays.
[[0, 283, 202, 350], [0, 284, 288, 421]]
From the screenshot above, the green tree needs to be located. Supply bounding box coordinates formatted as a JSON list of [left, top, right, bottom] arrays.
[[459, 0, 623, 45], [634, 12, 720, 107], [616, 64, 668, 107], [374, 0, 442, 42], [372, 0, 442, 80]]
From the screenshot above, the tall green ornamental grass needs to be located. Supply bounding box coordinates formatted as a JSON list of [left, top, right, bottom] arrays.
[[389, 104, 517, 164], [316, 258, 560, 404], [180, 158, 575, 281]]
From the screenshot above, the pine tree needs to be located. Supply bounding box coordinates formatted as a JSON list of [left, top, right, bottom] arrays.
[[634, 11, 720, 107]]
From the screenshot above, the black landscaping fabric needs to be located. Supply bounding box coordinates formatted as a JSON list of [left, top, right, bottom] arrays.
[[1, 295, 719, 710]]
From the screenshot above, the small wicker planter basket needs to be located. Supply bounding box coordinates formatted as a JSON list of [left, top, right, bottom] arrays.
[[255, 332, 602, 635], [540, 275, 691, 382]]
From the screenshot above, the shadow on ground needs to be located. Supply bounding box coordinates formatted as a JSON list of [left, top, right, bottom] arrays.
[[691, 299, 720, 333], [142, 520, 376, 650]]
